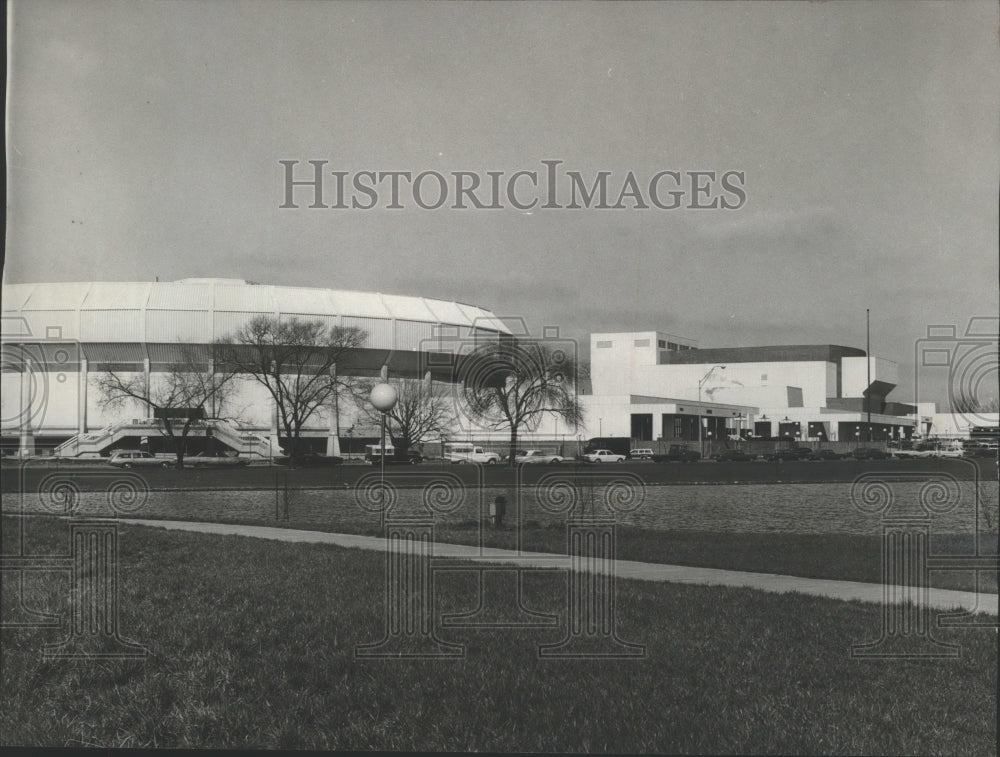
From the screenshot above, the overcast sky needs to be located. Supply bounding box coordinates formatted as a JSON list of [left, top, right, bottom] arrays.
[[5, 0, 998, 405]]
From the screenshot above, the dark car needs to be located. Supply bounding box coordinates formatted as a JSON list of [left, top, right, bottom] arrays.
[[186, 451, 250, 467], [808, 449, 848, 461], [653, 444, 702, 463], [763, 448, 810, 462], [275, 453, 344, 467], [964, 445, 998, 459], [852, 447, 890, 460], [711, 449, 754, 462]]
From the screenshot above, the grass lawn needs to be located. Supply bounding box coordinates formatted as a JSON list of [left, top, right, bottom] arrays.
[[147, 510, 997, 593], [1, 516, 997, 752]]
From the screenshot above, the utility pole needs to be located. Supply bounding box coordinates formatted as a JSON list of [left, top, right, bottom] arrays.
[[866, 308, 872, 443]]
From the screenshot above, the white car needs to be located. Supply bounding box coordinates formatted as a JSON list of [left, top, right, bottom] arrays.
[[630, 448, 654, 460], [513, 449, 565, 465], [583, 449, 626, 463], [107, 451, 171, 469], [445, 444, 501, 464]]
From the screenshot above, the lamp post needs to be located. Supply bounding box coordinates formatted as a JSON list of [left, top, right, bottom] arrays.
[[369, 383, 398, 523], [697, 365, 726, 455]]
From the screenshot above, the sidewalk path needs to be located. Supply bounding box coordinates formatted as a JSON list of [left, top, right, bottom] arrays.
[[123, 518, 998, 616]]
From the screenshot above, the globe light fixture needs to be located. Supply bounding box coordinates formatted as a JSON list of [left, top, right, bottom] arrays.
[[369, 382, 398, 525], [370, 383, 398, 413]]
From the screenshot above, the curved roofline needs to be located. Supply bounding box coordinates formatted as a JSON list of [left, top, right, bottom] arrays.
[[2, 280, 511, 335]]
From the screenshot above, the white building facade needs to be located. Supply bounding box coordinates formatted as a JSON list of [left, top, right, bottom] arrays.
[[577, 330, 917, 445]]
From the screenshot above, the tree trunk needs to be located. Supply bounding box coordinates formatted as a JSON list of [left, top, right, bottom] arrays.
[[507, 427, 518, 467], [174, 419, 191, 469], [286, 425, 298, 467]]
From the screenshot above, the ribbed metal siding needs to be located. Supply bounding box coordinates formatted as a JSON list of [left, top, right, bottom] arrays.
[[214, 284, 274, 313], [82, 343, 146, 364], [272, 286, 336, 315], [146, 310, 212, 343], [213, 311, 262, 340], [395, 319, 436, 351], [81, 282, 149, 310], [278, 313, 339, 331], [146, 282, 211, 310], [81, 309, 142, 342], [342, 316, 392, 349]]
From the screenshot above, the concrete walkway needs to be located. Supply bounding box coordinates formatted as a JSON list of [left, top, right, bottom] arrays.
[[123, 518, 998, 616]]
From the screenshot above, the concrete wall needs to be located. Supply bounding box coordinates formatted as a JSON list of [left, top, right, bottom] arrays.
[[626, 360, 832, 409], [841, 356, 899, 397]]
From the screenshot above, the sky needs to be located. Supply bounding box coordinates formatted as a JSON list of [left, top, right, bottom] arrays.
[[5, 0, 998, 406]]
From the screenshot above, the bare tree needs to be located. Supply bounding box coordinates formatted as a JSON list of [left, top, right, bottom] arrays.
[[952, 392, 1000, 414], [217, 315, 366, 464], [461, 340, 584, 465], [96, 346, 238, 468], [354, 378, 455, 457]]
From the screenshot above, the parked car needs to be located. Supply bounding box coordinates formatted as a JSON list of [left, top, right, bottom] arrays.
[[890, 447, 935, 459], [652, 445, 702, 463], [444, 444, 501, 464], [763, 446, 813, 461], [513, 449, 565, 465], [367, 450, 423, 465], [274, 452, 344, 467], [585, 437, 633, 458], [808, 449, 848, 461], [762, 448, 812, 462], [963, 444, 998, 459], [711, 449, 754, 462], [186, 451, 250, 467], [583, 449, 626, 463], [107, 450, 171, 469], [852, 447, 891, 460], [630, 448, 655, 460]]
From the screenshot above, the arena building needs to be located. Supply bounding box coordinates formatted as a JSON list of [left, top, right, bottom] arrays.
[[1, 279, 510, 457], [2, 278, 924, 459]]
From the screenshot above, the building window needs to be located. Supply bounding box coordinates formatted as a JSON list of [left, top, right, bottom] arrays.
[[634, 339, 650, 347], [657, 339, 666, 348], [596, 340, 612, 348], [667, 342, 678, 350]]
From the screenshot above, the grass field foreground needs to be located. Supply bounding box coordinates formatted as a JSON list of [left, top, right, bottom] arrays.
[[1, 516, 996, 752]]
